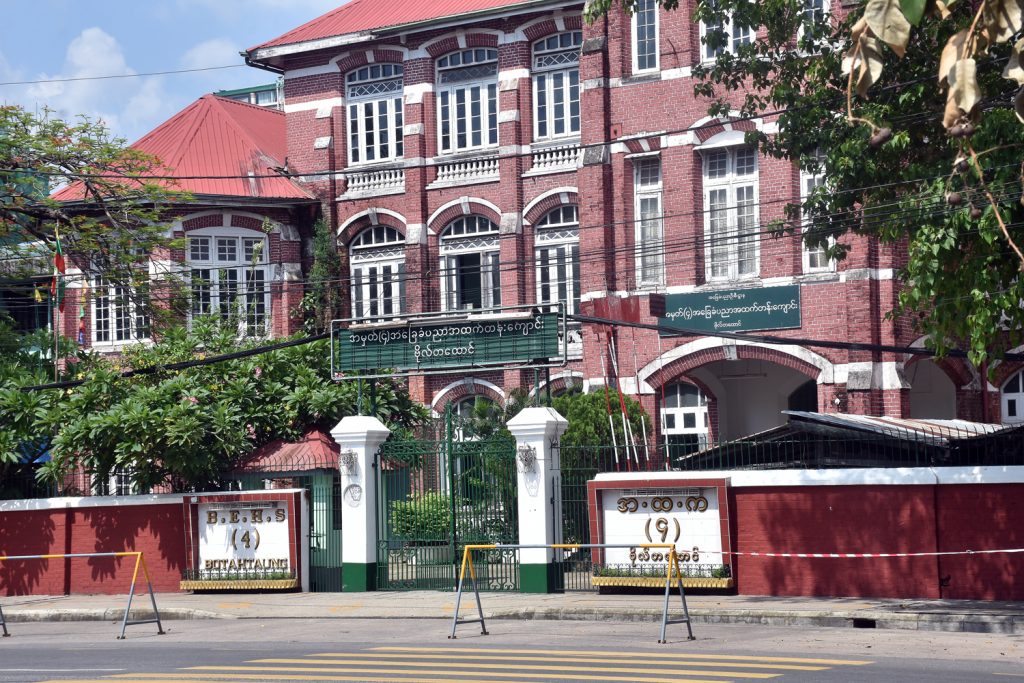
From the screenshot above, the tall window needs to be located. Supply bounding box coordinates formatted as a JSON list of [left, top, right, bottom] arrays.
[[350, 226, 405, 321], [704, 146, 759, 280], [440, 216, 501, 311], [798, 0, 830, 49], [437, 49, 498, 154], [535, 205, 580, 315], [188, 231, 270, 337], [634, 158, 665, 287], [632, 0, 659, 72], [93, 278, 150, 345], [701, 1, 752, 62], [1002, 370, 1024, 425], [533, 31, 582, 141], [346, 64, 404, 165], [662, 382, 710, 460], [801, 150, 832, 273]]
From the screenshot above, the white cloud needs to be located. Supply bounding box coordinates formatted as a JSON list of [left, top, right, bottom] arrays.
[[181, 38, 242, 71], [13, 27, 175, 143], [176, 0, 344, 20]]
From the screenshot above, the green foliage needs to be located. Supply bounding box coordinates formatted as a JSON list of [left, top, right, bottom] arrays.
[[585, 1, 1024, 366], [389, 492, 453, 539], [0, 321, 428, 493], [1, 105, 188, 326], [298, 218, 345, 333], [553, 389, 649, 454]]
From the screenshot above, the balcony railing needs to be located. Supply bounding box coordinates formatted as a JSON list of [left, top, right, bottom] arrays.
[[433, 156, 500, 186], [529, 143, 581, 175], [342, 167, 405, 198]]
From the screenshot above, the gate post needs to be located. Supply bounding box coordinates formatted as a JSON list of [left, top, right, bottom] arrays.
[[331, 415, 391, 591], [507, 406, 568, 593]]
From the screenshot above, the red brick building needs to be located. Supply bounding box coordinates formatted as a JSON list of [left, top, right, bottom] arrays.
[[242, 0, 1024, 444], [53, 94, 318, 352]]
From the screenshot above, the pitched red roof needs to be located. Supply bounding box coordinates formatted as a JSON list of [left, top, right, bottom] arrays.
[[250, 0, 552, 53], [53, 95, 312, 202], [238, 429, 340, 473]]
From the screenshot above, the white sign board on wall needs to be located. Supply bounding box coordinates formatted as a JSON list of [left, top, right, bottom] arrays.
[[600, 487, 724, 567], [197, 502, 293, 577]]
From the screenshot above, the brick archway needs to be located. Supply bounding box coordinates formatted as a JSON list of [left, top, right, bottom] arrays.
[[644, 343, 823, 391]]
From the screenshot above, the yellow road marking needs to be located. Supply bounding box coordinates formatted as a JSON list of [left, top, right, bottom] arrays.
[[111, 672, 727, 683], [215, 602, 252, 609], [994, 674, 1024, 677], [367, 646, 873, 667], [263, 654, 824, 671], [187, 663, 770, 680]]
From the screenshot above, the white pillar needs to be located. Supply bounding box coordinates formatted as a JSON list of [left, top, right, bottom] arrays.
[[507, 406, 568, 593], [331, 415, 391, 591]]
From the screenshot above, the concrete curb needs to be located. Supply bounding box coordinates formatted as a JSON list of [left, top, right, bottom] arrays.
[[3, 607, 1021, 634]]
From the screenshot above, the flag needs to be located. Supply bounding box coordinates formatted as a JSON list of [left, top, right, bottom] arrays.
[[51, 231, 66, 314]]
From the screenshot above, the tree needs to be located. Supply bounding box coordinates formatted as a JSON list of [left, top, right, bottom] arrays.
[[299, 217, 346, 333], [1, 105, 185, 321], [0, 319, 429, 494], [584, 0, 1024, 366]]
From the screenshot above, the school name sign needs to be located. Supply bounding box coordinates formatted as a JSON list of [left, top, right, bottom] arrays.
[[659, 285, 801, 335], [332, 311, 562, 377]]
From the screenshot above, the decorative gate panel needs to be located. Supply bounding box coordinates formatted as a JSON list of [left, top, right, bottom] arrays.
[[376, 427, 518, 591]]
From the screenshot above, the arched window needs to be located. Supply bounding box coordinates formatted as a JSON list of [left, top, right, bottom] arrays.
[[187, 227, 270, 337], [346, 63, 404, 164], [532, 31, 582, 141], [350, 226, 405, 321], [535, 205, 580, 315], [437, 48, 499, 154], [702, 141, 759, 280], [661, 382, 710, 458], [440, 216, 501, 311], [1002, 370, 1024, 425]]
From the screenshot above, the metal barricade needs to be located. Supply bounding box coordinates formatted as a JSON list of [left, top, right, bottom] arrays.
[[0, 551, 165, 639], [449, 543, 695, 643]]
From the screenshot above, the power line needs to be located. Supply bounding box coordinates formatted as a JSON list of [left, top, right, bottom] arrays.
[[0, 65, 246, 87]]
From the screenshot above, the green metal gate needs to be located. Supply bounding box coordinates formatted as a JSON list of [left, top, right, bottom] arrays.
[[229, 470, 344, 592], [376, 412, 519, 591]]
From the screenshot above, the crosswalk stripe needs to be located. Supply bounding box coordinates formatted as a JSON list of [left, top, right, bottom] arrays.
[[290, 653, 826, 671], [367, 647, 873, 667], [188, 663, 761, 679], [110, 672, 724, 683], [217, 660, 777, 679]]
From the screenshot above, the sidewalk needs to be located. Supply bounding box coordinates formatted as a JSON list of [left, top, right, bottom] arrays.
[[4, 590, 1024, 634]]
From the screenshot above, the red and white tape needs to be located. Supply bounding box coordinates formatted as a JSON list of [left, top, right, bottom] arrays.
[[710, 548, 1024, 559]]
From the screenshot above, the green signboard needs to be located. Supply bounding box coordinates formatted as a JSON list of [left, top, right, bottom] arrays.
[[658, 285, 801, 335], [332, 311, 563, 378]]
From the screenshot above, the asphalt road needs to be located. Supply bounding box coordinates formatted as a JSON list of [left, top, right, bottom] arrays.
[[0, 618, 1021, 683]]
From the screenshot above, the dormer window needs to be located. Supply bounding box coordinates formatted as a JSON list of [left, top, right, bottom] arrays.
[[346, 64, 404, 165], [437, 49, 499, 154]]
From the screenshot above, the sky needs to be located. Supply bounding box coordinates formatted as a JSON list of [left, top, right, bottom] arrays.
[[0, 0, 347, 143]]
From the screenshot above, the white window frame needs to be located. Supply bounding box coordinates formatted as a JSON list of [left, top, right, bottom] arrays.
[[700, 1, 752, 63], [661, 382, 710, 446], [797, 0, 831, 51], [702, 145, 760, 281], [346, 63, 404, 166], [349, 226, 406, 321], [532, 31, 582, 141], [91, 276, 150, 346], [631, 0, 660, 73], [534, 205, 581, 315], [187, 227, 271, 338], [801, 150, 834, 273], [439, 216, 502, 312], [634, 156, 665, 288], [436, 49, 499, 155], [1002, 370, 1024, 425]]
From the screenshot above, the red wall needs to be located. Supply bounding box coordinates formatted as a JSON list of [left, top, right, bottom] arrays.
[[731, 484, 1024, 600], [0, 501, 186, 596]]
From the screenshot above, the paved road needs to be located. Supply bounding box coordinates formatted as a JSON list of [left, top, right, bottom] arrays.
[[1, 618, 1021, 682]]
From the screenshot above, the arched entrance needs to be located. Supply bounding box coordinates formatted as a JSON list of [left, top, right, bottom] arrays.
[[907, 359, 957, 419], [642, 341, 832, 442]]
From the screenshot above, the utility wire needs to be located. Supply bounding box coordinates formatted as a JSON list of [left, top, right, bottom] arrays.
[[0, 65, 245, 87]]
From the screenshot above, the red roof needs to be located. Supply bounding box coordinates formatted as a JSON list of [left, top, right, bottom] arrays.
[[54, 95, 312, 202], [250, 0, 550, 53], [238, 429, 340, 473]]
